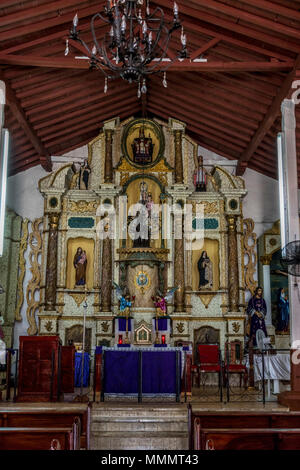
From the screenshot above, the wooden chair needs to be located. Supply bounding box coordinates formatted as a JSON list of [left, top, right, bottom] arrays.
[[197, 343, 223, 393], [224, 340, 248, 388]]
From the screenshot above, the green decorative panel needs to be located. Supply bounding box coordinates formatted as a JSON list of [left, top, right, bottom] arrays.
[[192, 218, 219, 230], [68, 217, 95, 229]]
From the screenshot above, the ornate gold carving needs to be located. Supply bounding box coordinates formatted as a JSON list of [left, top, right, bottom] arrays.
[[101, 321, 109, 332], [45, 320, 53, 332], [48, 213, 60, 230], [134, 271, 151, 294], [227, 214, 239, 311], [69, 293, 86, 307], [197, 293, 215, 309], [26, 218, 43, 336], [191, 201, 219, 214], [69, 200, 98, 213], [117, 247, 169, 261], [120, 172, 130, 186], [260, 254, 272, 266], [70, 172, 79, 189], [15, 219, 29, 321], [232, 321, 241, 333], [243, 218, 258, 296], [176, 322, 185, 333]]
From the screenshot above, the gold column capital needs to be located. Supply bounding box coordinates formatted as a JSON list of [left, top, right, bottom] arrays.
[[226, 214, 237, 231], [48, 213, 60, 230], [260, 254, 272, 265]]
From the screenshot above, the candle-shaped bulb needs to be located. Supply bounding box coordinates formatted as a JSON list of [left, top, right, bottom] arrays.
[[173, 2, 178, 16], [110, 25, 114, 36], [142, 20, 147, 35], [162, 71, 167, 88], [64, 39, 69, 56], [121, 14, 126, 32], [73, 13, 78, 27], [148, 31, 152, 43], [104, 77, 108, 93], [92, 44, 97, 55], [141, 78, 147, 94]]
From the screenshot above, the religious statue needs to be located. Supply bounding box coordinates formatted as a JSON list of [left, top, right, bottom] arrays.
[[276, 287, 290, 333], [130, 210, 150, 248], [193, 155, 206, 192], [79, 159, 91, 190], [197, 251, 213, 290], [152, 287, 179, 316], [73, 247, 87, 286], [113, 282, 135, 317], [139, 181, 148, 205], [246, 286, 268, 347], [132, 126, 153, 165]]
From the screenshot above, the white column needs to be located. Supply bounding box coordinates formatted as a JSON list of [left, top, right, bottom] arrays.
[[261, 261, 272, 326], [0, 81, 7, 257], [278, 99, 300, 346]]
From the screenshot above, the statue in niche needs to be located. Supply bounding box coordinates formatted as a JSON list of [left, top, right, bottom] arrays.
[[73, 247, 87, 286], [246, 286, 268, 347], [197, 251, 213, 289], [193, 155, 207, 192], [79, 159, 91, 190], [130, 210, 150, 248], [276, 287, 290, 333], [132, 127, 153, 165], [139, 181, 148, 205]]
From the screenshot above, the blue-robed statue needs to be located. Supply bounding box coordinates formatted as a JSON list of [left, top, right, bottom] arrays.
[[276, 287, 289, 333], [113, 282, 135, 317], [246, 286, 268, 347]]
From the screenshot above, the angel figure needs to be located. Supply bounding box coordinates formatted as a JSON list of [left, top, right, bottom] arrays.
[[152, 286, 179, 317], [113, 282, 135, 317]]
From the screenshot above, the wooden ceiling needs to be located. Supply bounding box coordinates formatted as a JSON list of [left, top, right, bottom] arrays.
[[1, 0, 300, 182]]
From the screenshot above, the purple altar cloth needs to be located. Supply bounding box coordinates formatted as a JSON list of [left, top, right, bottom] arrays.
[[103, 349, 180, 394], [117, 318, 132, 332]]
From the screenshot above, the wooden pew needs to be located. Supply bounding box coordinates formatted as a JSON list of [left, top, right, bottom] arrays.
[[0, 404, 90, 449], [200, 428, 300, 450], [0, 427, 76, 450]]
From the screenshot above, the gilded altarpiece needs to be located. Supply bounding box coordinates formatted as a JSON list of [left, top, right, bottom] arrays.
[[37, 116, 249, 353]]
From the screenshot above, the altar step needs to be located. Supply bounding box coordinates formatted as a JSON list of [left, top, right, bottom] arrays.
[[90, 404, 189, 450]]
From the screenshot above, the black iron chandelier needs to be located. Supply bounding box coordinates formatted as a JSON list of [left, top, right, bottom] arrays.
[[65, 0, 187, 96]]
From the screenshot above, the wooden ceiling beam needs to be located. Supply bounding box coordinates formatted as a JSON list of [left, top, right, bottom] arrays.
[[0, 0, 92, 28], [189, 37, 220, 60], [230, 0, 300, 22], [2, 76, 52, 172], [0, 4, 103, 42], [236, 54, 300, 175], [153, 0, 300, 53], [0, 53, 294, 72], [185, 0, 300, 40]]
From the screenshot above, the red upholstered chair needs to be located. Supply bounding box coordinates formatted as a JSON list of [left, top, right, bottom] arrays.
[[224, 340, 248, 388], [197, 343, 223, 391]]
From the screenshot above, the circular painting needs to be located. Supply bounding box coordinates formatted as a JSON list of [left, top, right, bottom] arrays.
[[122, 118, 165, 169]]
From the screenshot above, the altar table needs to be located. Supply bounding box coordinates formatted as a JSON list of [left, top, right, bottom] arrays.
[[252, 353, 290, 396], [96, 346, 190, 401]]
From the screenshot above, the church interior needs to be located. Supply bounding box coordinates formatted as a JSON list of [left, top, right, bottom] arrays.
[[1, 0, 300, 452]]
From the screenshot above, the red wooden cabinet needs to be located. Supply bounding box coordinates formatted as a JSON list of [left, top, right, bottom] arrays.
[[61, 345, 75, 394], [17, 336, 62, 402]]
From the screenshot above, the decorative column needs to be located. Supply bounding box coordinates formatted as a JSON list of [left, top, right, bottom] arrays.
[[174, 211, 185, 312], [278, 99, 300, 410], [226, 215, 239, 312], [104, 129, 114, 183], [260, 254, 273, 326], [45, 213, 60, 311], [101, 224, 112, 312], [174, 130, 183, 184]]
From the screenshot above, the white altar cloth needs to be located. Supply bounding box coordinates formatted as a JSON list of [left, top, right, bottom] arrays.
[[253, 353, 290, 382]]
